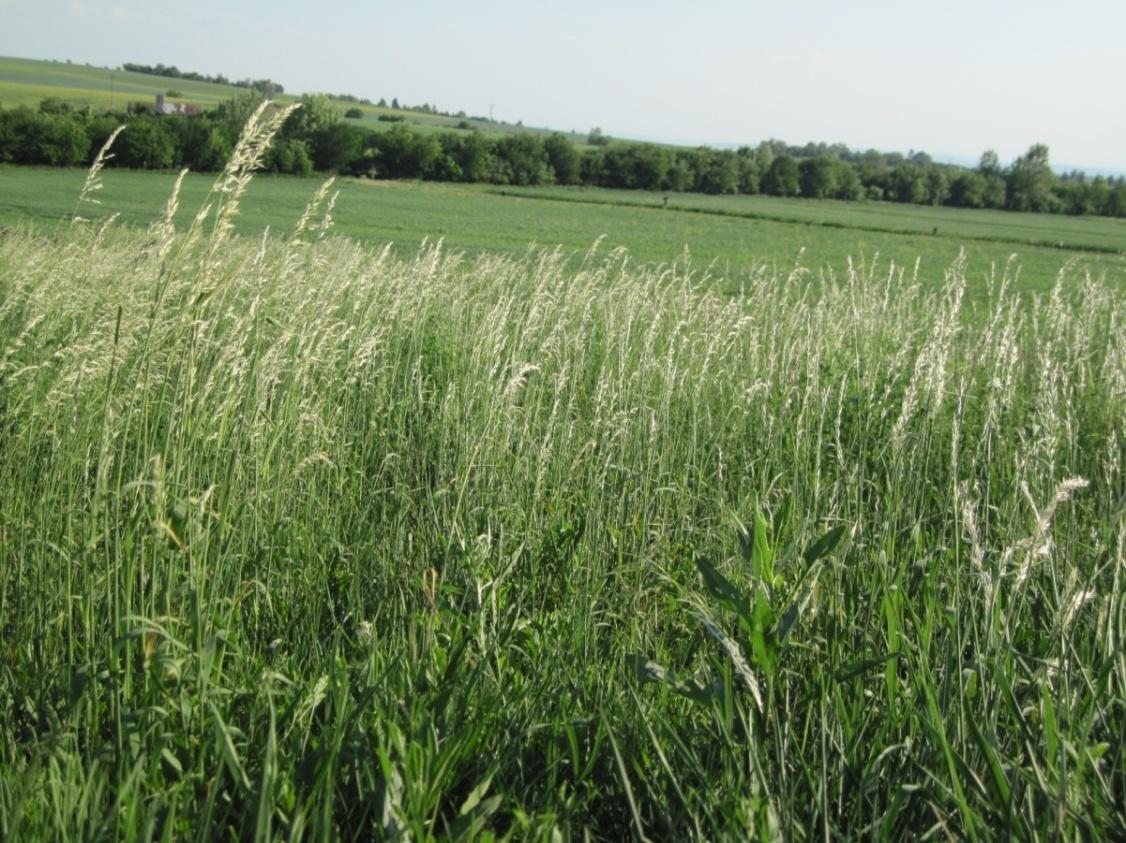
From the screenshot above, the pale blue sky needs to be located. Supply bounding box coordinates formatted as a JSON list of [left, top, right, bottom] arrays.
[[2, 0, 1123, 171]]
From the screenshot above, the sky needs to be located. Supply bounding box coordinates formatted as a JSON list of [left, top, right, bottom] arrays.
[[2, 0, 1124, 172]]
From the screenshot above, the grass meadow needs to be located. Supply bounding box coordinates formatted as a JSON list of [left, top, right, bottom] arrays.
[[2, 165, 1124, 300], [1, 109, 1125, 839], [494, 185, 1126, 254]]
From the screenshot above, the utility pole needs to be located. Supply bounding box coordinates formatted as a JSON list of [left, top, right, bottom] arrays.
[[488, 103, 495, 122]]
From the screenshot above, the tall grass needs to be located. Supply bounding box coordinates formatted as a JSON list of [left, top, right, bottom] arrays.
[[0, 119, 1123, 839]]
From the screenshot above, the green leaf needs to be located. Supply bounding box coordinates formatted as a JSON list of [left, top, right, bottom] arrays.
[[772, 496, 794, 542], [1088, 742, 1110, 761], [459, 775, 495, 816], [968, 715, 1011, 804], [1041, 682, 1059, 768], [774, 561, 823, 647], [254, 701, 278, 843], [627, 655, 670, 685], [160, 747, 183, 776], [750, 597, 777, 677], [626, 654, 721, 705], [751, 512, 773, 582], [834, 652, 900, 682], [803, 524, 847, 565], [209, 701, 251, 793], [695, 557, 752, 627], [775, 604, 800, 650], [736, 521, 753, 562]]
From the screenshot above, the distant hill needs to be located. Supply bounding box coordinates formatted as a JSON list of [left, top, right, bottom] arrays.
[[0, 55, 590, 145]]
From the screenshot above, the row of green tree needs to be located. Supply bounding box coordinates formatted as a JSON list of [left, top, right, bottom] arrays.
[[1, 93, 1124, 219]]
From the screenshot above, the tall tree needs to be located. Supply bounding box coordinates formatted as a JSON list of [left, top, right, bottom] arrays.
[[664, 154, 694, 192], [543, 133, 581, 185], [798, 155, 839, 199], [753, 141, 775, 175], [309, 123, 363, 172], [887, 163, 927, 204], [449, 131, 494, 183], [285, 93, 341, 141], [493, 134, 551, 185], [735, 146, 761, 194], [603, 143, 670, 190], [835, 164, 863, 200], [924, 166, 950, 206], [693, 148, 738, 194], [978, 149, 1001, 176], [371, 123, 440, 178], [762, 156, 800, 197], [978, 150, 1007, 208], [1006, 143, 1056, 212], [948, 171, 987, 208], [213, 91, 267, 146], [115, 115, 175, 169]]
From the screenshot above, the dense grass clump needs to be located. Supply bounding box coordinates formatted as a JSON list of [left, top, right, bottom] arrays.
[[0, 124, 1124, 840]]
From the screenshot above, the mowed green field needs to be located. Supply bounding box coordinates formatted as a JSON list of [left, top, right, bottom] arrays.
[[500, 185, 1126, 254], [1, 165, 1123, 298], [0, 55, 249, 110]]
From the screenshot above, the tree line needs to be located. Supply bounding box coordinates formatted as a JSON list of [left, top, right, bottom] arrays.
[[1, 92, 1124, 219], [121, 63, 285, 97]]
